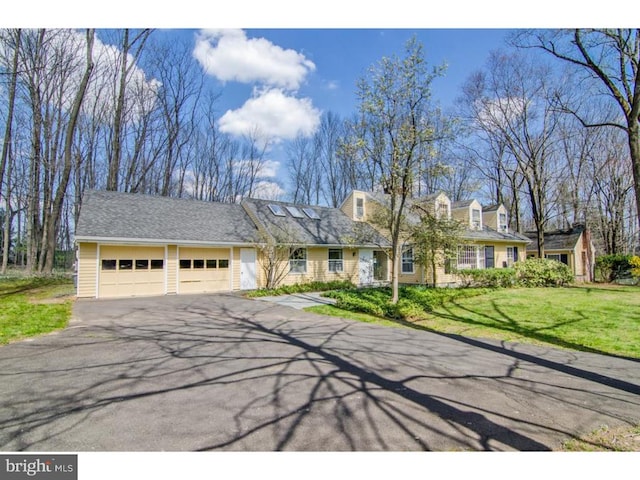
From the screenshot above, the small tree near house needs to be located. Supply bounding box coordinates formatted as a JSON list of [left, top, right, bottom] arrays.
[[410, 201, 464, 286], [254, 227, 303, 290]]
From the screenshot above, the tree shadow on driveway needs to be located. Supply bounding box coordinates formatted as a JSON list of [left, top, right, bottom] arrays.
[[0, 294, 638, 451]]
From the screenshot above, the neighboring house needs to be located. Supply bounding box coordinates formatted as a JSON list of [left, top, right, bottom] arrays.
[[524, 224, 595, 282], [340, 190, 531, 287], [75, 190, 387, 299]]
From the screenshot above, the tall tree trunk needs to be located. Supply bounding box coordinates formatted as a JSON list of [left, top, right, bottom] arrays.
[[107, 29, 129, 191], [43, 30, 95, 273], [1, 150, 13, 274], [0, 29, 21, 208]]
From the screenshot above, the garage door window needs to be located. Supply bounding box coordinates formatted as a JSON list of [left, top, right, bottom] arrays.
[[193, 259, 205, 269], [180, 259, 191, 269], [136, 259, 149, 270], [119, 259, 133, 270], [219, 259, 229, 269], [206, 259, 217, 269], [102, 259, 116, 270], [151, 259, 164, 269]]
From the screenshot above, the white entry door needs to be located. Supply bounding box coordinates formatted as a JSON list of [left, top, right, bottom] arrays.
[[240, 248, 257, 290], [359, 249, 374, 286]]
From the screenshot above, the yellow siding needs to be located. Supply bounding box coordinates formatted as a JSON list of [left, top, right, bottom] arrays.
[[166, 245, 177, 294], [340, 192, 354, 219], [277, 247, 359, 286], [340, 191, 367, 221], [483, 210, 497, 230], [77, 242, 98, 298], [232, 247, 241, 290]]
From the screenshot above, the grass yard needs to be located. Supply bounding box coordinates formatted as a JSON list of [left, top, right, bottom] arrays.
[[0, 276, 75, 345], [309, 284, 640, 359]]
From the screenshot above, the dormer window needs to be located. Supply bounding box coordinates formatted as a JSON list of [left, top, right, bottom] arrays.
[[472, 208, 482, 230], [499, 213, 508, 232], [356, 198, 364, 219], [437, 201, 449, 220]]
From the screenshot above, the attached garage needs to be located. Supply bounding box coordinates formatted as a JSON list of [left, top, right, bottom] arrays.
[[75, 190, 261, 299], [98, 245, 166, 298], [177, 247, 231, 294]]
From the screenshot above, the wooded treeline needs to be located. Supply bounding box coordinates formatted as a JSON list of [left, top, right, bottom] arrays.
[[0, 28, 638, 274]]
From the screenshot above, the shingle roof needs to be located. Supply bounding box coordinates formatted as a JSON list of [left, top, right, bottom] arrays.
[[242, 198, 389, 247], [75, 190, 260, 244], [451, 199, 474, 209], [524, 227, 584, 251], [463, 226, 531, 244]]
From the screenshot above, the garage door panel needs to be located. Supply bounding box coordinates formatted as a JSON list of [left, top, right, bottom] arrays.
[[98, 246, 166, 298], [178, 247, 230, 294]]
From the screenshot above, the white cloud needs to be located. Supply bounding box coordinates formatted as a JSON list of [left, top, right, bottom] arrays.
[[476, 96, 528, 130], [193, 29, 315, 90], [219, 88, 321, 141], [0, 29, 160, 122], [325, 80, 339, 90], [251, 180, 286, 201]]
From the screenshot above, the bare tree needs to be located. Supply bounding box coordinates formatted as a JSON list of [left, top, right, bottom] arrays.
[[106, 29, 152, 191], [460, 51, 562, 255], [516, 29, 640, 233], [39, 29, 95, 273], [287, 134, 320, 205]]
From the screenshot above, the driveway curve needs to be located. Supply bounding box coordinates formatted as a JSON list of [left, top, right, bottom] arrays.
[[0, 293, 638, 451]]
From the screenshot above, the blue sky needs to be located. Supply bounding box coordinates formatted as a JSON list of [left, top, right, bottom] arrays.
[[151, 28, 515, 196], [198, 28, 514, 118]]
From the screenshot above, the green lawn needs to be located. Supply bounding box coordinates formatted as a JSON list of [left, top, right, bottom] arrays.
[[0, 276, 75, 345], [308, 284, 640, 359]]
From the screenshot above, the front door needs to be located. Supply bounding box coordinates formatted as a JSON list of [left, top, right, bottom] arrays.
[[359, 249, 374, 285], [240, 248, 257, 290]]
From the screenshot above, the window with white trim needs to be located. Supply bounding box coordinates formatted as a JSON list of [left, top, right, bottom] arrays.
[[506, 247, 515, 266], [457, 245, 484, 270], [499, 213, 508, 232], [328, 249, 343, 272], [401, 248, 414, 274], [437, 201, 449, 219], [472, 208, 482, 230], [355, 198, 364, 219], [289, 248, 307, 274]]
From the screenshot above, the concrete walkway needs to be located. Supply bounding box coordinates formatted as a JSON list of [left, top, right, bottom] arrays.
[[255, 291, 337, 310]]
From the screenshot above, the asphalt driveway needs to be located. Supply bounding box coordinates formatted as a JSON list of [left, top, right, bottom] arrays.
[[0, 293, 639, 451]]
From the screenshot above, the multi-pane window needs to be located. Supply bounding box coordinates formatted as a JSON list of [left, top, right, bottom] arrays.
[[437, 201, 449, 219], [356, 198, 364, 219], [472, 209, 482, 230], [289, 248, 307, 274], [180, 258, 227, 269], [401, 248, 414, 274], [328, 249, 343, 272], [546, 253, 568, 265], [457, 245, 484, 269], [499, 213, 508, 232], [102, 258, 164, 270]]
